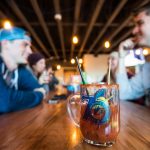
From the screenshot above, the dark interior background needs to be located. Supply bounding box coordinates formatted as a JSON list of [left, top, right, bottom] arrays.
[[0, 0, 149, 65]]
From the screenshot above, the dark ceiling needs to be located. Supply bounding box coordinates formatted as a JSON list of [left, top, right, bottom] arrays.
[[0, 0, 150, 63]]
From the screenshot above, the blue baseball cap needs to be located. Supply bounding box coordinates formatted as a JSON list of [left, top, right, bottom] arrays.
[[0, 27, 31, 41]]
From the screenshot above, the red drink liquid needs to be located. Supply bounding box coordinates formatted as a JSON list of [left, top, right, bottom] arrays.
[[80, 102, 120, 143]]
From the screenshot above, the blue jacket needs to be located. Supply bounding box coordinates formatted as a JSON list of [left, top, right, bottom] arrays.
[[0, 58, 43, 113]]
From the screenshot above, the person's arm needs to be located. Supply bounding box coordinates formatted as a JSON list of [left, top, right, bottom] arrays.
[[0, 76, 44, 113], [116, 61, 145, 100], [116, 39, 145, 100], [18, 66, 42, 91]]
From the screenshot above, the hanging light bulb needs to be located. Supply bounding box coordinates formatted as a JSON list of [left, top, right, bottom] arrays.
[[54, 13, 62, 21], [79, 58, 83, 64], [71, 58, 75, 64], [72, 36, 79, 44], [57, 65, 61, 70], [104, 41, 110, 48], [3, 20, 12, 29]]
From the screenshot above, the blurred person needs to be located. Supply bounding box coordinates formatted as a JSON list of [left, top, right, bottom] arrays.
[[28, 52, 50, 92], [102, 51, 134, 84], [102, 51, 119, 84], [116, 4, 150, 106], [0, 27, 46, 113], [47, 65, 59, 91]]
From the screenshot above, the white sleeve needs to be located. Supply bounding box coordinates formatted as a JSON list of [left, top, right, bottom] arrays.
[[116, 58, 145, 100]]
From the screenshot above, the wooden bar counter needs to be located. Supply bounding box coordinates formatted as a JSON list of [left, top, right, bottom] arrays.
[[0, 97, 149, 150]]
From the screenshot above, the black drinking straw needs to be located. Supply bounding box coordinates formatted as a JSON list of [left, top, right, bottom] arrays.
[[76, 57, 89, 95]]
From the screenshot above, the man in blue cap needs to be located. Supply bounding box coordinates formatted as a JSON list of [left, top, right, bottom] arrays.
[[0, 27, 46, 113]]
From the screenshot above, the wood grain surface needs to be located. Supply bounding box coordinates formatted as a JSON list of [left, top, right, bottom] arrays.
[[0, 96, 149, 150]]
